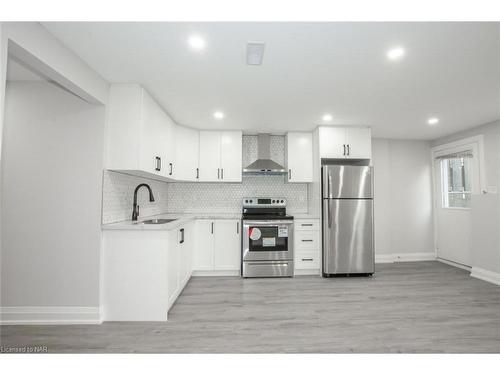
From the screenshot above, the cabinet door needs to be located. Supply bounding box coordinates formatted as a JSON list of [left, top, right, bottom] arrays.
[[167, 231, 180, 308], [319, 127, 347, 158], [220, 131, 242, 182], [162, 113, 177, 178], [140, 89, 165, 175], [214, 220, 241, 271], [193, 220, 215, 270], [286, 132, 313, 182], [174, 126, 199, 181], [346, 127, 371, 159], [198, 131, 221, 182]]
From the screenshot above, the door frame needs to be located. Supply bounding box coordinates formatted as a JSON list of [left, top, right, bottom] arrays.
[[430, 135, 486, 261]]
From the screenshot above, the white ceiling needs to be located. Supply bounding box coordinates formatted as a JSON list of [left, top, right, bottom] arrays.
[[42, 22, 500, 139]]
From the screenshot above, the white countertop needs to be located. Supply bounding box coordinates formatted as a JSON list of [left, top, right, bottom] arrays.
[[102, 212, 319, 231]]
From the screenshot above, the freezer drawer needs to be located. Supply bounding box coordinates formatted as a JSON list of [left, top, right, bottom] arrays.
[[322, 165, 373, 199], [322, 199, 374, 275]]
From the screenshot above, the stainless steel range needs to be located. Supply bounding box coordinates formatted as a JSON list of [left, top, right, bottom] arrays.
[[241, 198, 294, 278]]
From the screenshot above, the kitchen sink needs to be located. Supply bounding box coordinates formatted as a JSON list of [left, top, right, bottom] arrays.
[[138, 218, 177, 225]]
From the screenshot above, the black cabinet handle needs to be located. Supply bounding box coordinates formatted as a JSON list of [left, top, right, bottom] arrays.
[[179, 228, 184, 244], [236, 221, 239, 234], [211, 222, 214, 234], [196, 168, 199, 179], [347, 144, 350, 156], [217, 168, 220, 179], [221, 168, 224, 180], [289, 169, 291, 180], [301, 223, 313, 227], [343, 144, 346, 156], [169, 163, 173, 176], [301, 239, 314, 242], [301, 258, 314, 261], [155, 156, 161, 171]]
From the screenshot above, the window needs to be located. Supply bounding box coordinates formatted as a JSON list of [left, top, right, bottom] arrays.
[[439, 152, 472, 208]]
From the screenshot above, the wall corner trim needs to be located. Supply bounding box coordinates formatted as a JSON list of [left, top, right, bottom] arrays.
[[470, 267, 500, 286], [0, 306, 102, 325]]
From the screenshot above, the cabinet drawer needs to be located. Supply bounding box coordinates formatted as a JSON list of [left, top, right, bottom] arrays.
[[294, 230, 320, 250], [295, 250, 320, 269], [295, 219, 320, 231]]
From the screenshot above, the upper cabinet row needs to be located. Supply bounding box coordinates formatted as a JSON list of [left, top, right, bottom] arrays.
[[106, 84, 243, 182]]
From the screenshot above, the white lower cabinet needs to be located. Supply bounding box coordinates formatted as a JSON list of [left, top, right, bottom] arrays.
[[193, 219, 241, 275], [294, 219, 321, 275], [102, 222, 193, 322]]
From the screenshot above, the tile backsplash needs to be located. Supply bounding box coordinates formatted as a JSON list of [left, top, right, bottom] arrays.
[[102, 171, 169, 224], [102, 135, 309, 222]]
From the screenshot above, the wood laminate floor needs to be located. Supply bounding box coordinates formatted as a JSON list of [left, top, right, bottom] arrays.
[[1, 261, 499, 353]]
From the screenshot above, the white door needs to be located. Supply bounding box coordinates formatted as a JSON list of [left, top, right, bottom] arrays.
[[433, 144, 480, 267], [167, 230, 180, 307], [220, 131, 242, 182], [286, 132, 313, 182], [193, 220, 215, 270], [140, 89, 164, 175], [346, 128, 371, 159], [214, 220, 241, 270], [199, 131, 221, 182], [319, 127, 346, 158], [174, 126, 199, 181], [162, 113, 177, 178]]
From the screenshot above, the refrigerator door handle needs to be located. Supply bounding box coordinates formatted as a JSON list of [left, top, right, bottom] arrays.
[[327, 199, 332, 228]]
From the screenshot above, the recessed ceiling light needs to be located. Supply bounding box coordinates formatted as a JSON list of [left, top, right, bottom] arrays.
[[322, 114, 333, 122], [213, 111, 225, 120], [188, 35, 205, 50], [428, 117, 439, 126], [387, 47, 405, 61]]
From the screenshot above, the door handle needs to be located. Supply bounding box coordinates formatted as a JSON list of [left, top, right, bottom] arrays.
[[343, 144, 346, 156], [328, 200, 332, 229], [158, 157, 162, 171], [169, 163, 173, 176], [179, 228, 185, 244], [196, 168, 199, 179], [288, 169, 292, 180], [221, 168, 224, 180], [236, 221, 239, 234], [155, 156, 161, 171], [347, 144, 350, 156], [217, 168, 220, 179], [211, 222, 214, 234]]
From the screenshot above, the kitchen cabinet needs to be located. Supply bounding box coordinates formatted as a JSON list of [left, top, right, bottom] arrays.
[[198, 131, 242, 182], [286, 132, 313, 182], [294, 219, 321, 275], [106, 84, 176, 180], [193, 219, 241, 274], [319, 126, 371, 160], [167, 222, 193, 309], [174, 125, 199, 181]]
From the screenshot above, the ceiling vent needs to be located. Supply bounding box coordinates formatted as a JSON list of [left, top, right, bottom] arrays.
[[246, 42, 265, 65]]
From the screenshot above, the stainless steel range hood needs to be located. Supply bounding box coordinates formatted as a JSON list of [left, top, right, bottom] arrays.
[[243, 133, 286, 175]]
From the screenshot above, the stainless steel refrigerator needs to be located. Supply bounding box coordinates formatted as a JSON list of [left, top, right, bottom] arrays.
[[322, 165, 374, 276]]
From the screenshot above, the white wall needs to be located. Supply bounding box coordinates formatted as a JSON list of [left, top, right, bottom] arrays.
[[432, 120, 500, 274], [371, 138, 434, 260], [1, 82, 105, 309]]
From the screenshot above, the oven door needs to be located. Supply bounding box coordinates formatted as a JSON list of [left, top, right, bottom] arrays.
[[242, 220, 294, 261]]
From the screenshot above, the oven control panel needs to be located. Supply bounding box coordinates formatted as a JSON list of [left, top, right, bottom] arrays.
[[242, 197, 286, 208]]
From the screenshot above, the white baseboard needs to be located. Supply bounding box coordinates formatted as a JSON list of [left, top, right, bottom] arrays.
[[0, 306, 102, 325], [375, 253, 436, 264], [470, 267, 500, 286], [437, 257, 471, 271], [192, 270, 240, 277]]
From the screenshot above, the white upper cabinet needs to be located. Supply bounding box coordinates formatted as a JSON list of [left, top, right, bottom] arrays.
[[106, 84, 176, 180], [286, 132, 313, 182], [198, 131, 221, 182], [319, 126, 371, 160], [199, 131, 242, 182], [174, 125, 199, 181], [220, 131, 243, 182]]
